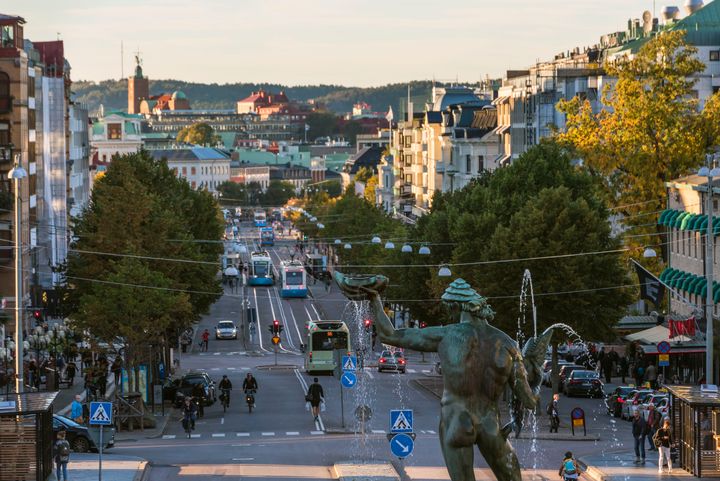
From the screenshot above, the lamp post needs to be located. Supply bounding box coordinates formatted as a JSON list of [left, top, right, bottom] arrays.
[[9, 159, 27, 394], [699, 157, 720, 385]]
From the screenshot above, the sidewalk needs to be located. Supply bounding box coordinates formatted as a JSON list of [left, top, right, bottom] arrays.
[[47, 453, 148, 481], [580, 451, 693, 480]]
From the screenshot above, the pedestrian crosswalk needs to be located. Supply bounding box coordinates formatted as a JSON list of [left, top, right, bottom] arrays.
[[198, 352, 248, 356], [160, 429, 437, 440], [209, 367, 251, 371]]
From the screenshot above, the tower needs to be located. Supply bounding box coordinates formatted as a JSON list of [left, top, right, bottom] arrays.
[[127, 52, 148, 114]]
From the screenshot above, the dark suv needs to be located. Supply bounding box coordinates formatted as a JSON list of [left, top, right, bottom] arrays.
[[163, 371, 216, 407]]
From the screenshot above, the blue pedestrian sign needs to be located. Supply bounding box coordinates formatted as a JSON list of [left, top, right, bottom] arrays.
[[342, 355, 357, 372], [390, 433, 414, 458], [341, 371, 357, 388], [390, 409, 413, 433], [89, 402, 113, 426]]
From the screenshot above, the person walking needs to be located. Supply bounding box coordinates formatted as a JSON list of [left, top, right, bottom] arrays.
[[647, 404, 661, 451], [111, 357, 122, 388], [620, 357, 628, 384], [307, 377, 324, 422], [632, 409, 648, 464], [645, 364, 657, 389], [201, 329, 210, 352], [70, 394, 84, 424], [65, 359, 76, 386], [602, 355, 613, 384], [558, 451, 582, 480], [53, 430, 71, 481], [548, 393, 560, 433], [656, 418, 674, 474]]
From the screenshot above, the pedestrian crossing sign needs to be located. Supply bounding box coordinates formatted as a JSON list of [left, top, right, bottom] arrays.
[[390, 409, 413, 433], [342, 355, 357, 372], [89, 401, 113, 426]]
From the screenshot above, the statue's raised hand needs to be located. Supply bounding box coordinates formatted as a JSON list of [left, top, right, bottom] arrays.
[[334, 272, 388, 300]]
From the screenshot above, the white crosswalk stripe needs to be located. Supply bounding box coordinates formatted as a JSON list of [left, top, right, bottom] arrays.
[[213, 352, 221, 356], [310, 431, 324, 435], [190, 434, 200, 438], [212, 433, 225, 438], [371, 429, 385, 434], [407, 369, 417, 373]]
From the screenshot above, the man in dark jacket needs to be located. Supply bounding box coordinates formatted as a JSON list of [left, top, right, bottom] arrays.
[[646, 404, 661, 451], [632, 410, 648, 464]]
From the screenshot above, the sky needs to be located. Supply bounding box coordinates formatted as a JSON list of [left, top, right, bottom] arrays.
[[16, 0, 667, 86]]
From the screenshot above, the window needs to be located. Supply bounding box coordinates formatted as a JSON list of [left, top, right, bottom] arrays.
[[0, 25, 13, 48], [191, 167, 196, 175], [107, 123, 122, 140], [191, 181, 196, 189], [0, 121, 9, 145], [404, 136, 411, 148], [478, 155, 484, 173], [466, 155, 471, 173], [182, 167, 187, 176], [0, 71, 9, 112], [711, 50, 720, 62]]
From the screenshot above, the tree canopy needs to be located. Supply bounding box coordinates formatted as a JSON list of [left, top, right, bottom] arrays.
[[177, 122, 221, 146]]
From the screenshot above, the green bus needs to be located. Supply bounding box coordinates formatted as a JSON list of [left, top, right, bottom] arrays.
[[304, 320, 350, 373]]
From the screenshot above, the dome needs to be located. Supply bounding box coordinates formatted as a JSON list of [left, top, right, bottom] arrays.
[[171, 90, 187, 100]]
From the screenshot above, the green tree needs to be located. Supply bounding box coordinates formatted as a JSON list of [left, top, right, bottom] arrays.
[[355, 167, 374, 183], [217, 181, 263, 206], [65, 151, 223, 390], [556, 30, 719, 250], [363, 175, 378, 204], [262, 180, 296, 207], [306, 112, 339, 140], [177, 122, 221, 146]]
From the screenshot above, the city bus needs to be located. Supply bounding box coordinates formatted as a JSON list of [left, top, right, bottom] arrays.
[[304, 320, 351, 373], [254, 211, 267, 227], [279, 260, 307, 298], [248, 251, 274, 286], [260, 227, 274, 246]]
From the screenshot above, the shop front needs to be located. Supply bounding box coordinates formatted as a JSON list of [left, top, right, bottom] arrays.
[[667, 385, 720, 477]]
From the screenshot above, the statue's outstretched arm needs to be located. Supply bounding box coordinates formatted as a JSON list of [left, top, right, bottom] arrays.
[[367, 293, 442, 352], [509, 347, 538, 410]]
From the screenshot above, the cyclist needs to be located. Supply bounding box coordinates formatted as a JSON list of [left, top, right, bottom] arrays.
[[243, 373, 258, 407], [218, 375, 233, 406], [181, 397, 197, 431]]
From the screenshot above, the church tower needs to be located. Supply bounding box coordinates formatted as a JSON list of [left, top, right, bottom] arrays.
[[127, 54, 149, 114]]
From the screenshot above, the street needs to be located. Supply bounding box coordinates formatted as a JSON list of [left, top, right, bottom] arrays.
[[97, 219, 639, 480]]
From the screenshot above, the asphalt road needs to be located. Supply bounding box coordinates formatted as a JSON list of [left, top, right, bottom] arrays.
[[107, 219, 638, 480]]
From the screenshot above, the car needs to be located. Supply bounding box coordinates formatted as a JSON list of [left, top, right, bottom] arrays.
[[52, 414, 115, 453], [563, 370, 604, 397], [621, 389, 654, 420], [606, 386, 636, 417], [541, 359, 573, 386], [215, 320, 238, 340], [378, 350, 406, 373], [162, 371, 217, 406], [641, 393, 669, 421], [558, 364, 584, 387]]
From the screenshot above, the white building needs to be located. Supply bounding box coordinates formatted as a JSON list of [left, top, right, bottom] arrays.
[[230, 161, 271, 190], [68, 99, 90, 218], [150, 147, 231, 194], [90, 111, 143, 164]]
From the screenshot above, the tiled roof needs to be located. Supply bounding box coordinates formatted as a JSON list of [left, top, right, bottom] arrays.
[[150, 147, 230, 162], [343, 146, 383, 174]]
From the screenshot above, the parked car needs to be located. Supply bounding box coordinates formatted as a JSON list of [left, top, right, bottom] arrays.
[[563, 370, 603, 397], [558, 364, 584, 387], [378, 350, 406, 373], [52, 414, 115, 453], [621, 389, 654, 420], [215, 320, 238, 340], [606, 386, 636, 417], [541, 359, 573, 386], [641, 393, 669, 421], [163, 370, 216, 406]]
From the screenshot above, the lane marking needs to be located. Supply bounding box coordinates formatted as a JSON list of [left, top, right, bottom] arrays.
[[213, 352, 221, 356], [232, 457, 255, 461], [232, 444, 250, 447], [236, 432, 250, 437], [372, 429, 385, 434], [310, 431, 324, 435], [422, 370, 430, 373], [427, 430, 436, 434], [212, 433, 226, 438], [407, 369, 416, 373], [251, 287, 270, 353], [286, 431, 300, 436], [190, 434, 200, 438], [161, 435, 175, 440], [227, 367, 236, 370], [221, 417, 225, 425], [261, 432, 275, 436]]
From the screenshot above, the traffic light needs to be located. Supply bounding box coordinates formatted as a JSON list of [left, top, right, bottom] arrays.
[[273, 320, 279, 334], [33, 309, 43, 324], [364, 319, 372, 333], [420, 321, 427, 329]]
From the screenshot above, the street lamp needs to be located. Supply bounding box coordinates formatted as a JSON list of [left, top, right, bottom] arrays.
[[371, 235, 381, 244], [643, 247, 657, 258], [438, 265, 452, 277], [9, 159, 27, 394], [699, 159, 720, 385], [418, 245, 431, 255], [384, 241, 395, 249], [401, 244, 413, 253]]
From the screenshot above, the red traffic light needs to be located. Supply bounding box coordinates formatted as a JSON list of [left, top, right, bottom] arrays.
[[364, 319, 372, 327], [420, 322, 427, 328], [33, 310, 41, 319], [273, 320, 279, 327]]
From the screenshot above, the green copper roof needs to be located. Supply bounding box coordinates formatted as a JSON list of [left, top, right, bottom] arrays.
[[92, 122, 104, 136], [671, 1, 720, 45], [124, 121, 138, 135]]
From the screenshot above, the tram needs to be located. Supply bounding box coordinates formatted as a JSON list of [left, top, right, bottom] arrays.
[[260, 227, 274, 246], [247, 251, 274, 286], [304, 320, 351, 373], [254, 211, 267, 227], [279, 260, 308, 298]]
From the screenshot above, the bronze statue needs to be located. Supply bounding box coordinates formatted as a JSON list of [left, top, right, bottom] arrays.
[[336, 274, 552, 481]]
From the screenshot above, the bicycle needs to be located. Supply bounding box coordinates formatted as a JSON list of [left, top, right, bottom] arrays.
[[182, 415, 193, 438], [220, 388, 231, 413], [245, 389, 256, 413]]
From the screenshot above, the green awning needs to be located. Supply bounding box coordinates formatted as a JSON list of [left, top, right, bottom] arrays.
[[689, 215, 704, 231], [673, 212, 689, 228], [689, 276, 705, 295], [680, 213, 697, 230], [666, 210, 682, 227], [658, 209, 674, 225], [659, 267, 676, 282]]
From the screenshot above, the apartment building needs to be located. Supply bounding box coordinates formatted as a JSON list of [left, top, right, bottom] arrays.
[[150, 147, 231, 194]]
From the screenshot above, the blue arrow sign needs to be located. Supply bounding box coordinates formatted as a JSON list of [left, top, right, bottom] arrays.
[[390, 409, 413, 433], [390, 433, 414, 458], [342, 355, 357, 372], [341, 371, 357, 388], [89, 402, 113, 426]]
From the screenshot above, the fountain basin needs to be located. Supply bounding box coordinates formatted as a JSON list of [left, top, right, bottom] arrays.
[[332, 461, 400, 481]]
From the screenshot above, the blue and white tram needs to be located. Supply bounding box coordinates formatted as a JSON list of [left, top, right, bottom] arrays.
[[279, 260, 308, 298], [254, 211, 267, 227], [248, 251, 274, 286]]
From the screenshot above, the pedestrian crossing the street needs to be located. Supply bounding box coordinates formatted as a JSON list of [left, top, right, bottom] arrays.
[[160, 429, 437, 440]]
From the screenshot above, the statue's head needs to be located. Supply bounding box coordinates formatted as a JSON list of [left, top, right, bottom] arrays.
[[441, 278, 495, 322]]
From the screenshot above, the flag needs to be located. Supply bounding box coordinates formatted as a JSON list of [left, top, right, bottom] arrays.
[[386, 106, 394, 122], [669, 316, 696, 338], [304, 124, 310, 132], [633, 260, 665, 306]]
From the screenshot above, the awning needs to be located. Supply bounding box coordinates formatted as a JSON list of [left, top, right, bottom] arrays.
[[625, 325, 693, 344], [660, 267, 720, 300], [491, 96, 510, 105], [657, 209, 720, 233], [491, 125, 510, 135]]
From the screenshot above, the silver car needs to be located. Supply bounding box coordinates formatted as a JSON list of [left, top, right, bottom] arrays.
[[215, 320, 237, 340]]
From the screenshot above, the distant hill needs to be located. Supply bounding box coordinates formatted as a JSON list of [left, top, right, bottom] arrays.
[[71, 79, 475, 116]]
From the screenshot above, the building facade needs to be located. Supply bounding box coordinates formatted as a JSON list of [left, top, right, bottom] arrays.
[[150, 147, 230, 194], [90, 111, 143, 164]]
